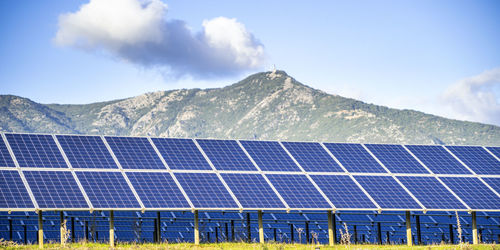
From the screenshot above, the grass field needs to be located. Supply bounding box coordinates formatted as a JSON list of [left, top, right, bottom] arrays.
[[0, 241, 499, 250]]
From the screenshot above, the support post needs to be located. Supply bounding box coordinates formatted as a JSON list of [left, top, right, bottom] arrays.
[[327, 211, 334, 246], [225, 223, 228, 241], [71, 217, 75, 243], [110, 211, 115, 248], [157, 212, 161, 243], [85, 221, 88, 242], [332, 213, 337, 244], [247, 213, 251, 243], [194, 210, 199, 245], [386, 231, 390, 244], [406, 211, 412, 246], [38, 211, 43, 248], [472, 211, 478, 245], [216, 227, 219, 243], [377, 222, 382, 245], [231, 220, 235, 242], [416, 215, 421, 245], [9, 219, 12, 241], [290, 224, 294, 243], [274, 228, 277, 242], [305, 221, 309, 244], [60, 212, 64, 245], [354, 225, 358, 244], [153, 219, 157, 243], [449, 224, 454, 244], [258, 210, 264, 243], [24, 224, 27, 244]]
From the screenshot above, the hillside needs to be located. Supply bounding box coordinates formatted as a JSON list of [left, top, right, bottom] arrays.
[[1, 70, 499, 145]]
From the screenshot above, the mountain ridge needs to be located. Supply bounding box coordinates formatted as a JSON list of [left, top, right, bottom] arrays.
[[1, 70, 499, 145]]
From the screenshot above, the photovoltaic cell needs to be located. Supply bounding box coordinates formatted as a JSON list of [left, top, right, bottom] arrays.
[[5, 133, 67, 168], [323, 143, 386, 173], [353, 176, 421, 209], [23, 171, 88, 209], [486, 147, 500, 159], [56, 135, 118, 169], [0, 170, 34, 208], [105, 136, 164, 169], [406, 145, 471, 174], [446, 146, 500, 175], [174, 173, 238, 208], [266, 174, 331, 208], [365, 144, 429, 174], [440, 177, 500, 210], [311, 175, 376, 209], [151, 138, 211, 170], [76, 171, 140, 208], [220, 173, 285, 208], [281, 142, 343, 172], [0, 137, 15, 167], [197, 139, 256, 171], [239, 141, 301, 171], [397, 176, 466, 209], [126, 172, 190, 208], [482, 178, 500, 193]]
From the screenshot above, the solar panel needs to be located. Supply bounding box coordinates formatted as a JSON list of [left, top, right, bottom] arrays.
[[239, 141, 301, 171], [76, 171, 141, 208], [365, 144, 429, 173], [486, 147, 500, 159], [23, 171, 88, 209], [126, 172, 190, 208], [220, 173, 285, 208], [353, 176, 421, 209], [440, 177, 500, 210], [0, 170, 34, 208], [174, 173, 238, 208], [105, 136, 164, 169], [405, 145, 471, 174], [397, 176, 466, 210], [482, 178, 500, 193], [0, 138, 15, 167], [56, 135, 118, 169], [281, 142, 344, 172], [323, 143, 386, 173], [5, 133, 67, 168], [151, 138, 212, 170], [266, 174, 330, 208], [446, 146, 500, 175], [197, 139, 257, 171], [310, 175, 377, 209]]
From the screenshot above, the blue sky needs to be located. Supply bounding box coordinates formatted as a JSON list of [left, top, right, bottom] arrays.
[[0, 0, 499, 125]]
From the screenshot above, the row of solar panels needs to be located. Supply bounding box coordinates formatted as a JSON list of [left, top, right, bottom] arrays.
[[0, 133, 499, 212]]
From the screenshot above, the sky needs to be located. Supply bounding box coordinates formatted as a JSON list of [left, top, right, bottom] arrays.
[[0, 0, 499, 125]]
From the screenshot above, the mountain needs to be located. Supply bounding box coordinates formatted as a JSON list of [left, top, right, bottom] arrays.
[[1, 70, 499, 145]]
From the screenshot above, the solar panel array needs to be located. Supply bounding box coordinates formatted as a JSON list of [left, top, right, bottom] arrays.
[[0, 132, 499, 212]]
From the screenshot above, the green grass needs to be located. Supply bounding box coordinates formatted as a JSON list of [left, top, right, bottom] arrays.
[[0, 241, 498, 250]]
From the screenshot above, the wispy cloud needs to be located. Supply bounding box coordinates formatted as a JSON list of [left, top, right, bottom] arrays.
[[441, 67, 500, 126], [54, 0, 266, 78]]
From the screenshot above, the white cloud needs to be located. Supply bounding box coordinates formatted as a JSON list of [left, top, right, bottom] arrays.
[[54, 0, 265, 77], [441, 68, 500, 125]]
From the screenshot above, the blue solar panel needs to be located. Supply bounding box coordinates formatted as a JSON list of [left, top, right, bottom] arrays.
[[486, 147, 500, 159], [281, 142, 343, 172], [76, 171, 141, 208], [23, 171, 88, 209], [353, 176, 421, 209], [323, 143, 386, 173], [126, 172, 190, 208], [239, 141, 301, 171], [0, 170, 34, 208], [365, 144, 429, 174], [266, 174, 331, 208], [220, 173, 285, 208], [397, 176, 466, 209], [151, 138, 211, 170], [5, 133, 67, 168], [482, 178, 500, 193], [446, 146, 500, 175], [406, 145, 471, 174], [440, 177, 500, 210], [105, 136, 164, 169], [197, 139, 257, 171], [174, 173, 238, 208], [311, 175, 377, 209], [56, 135, 118, 169], [0, 137, 15, 167]]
